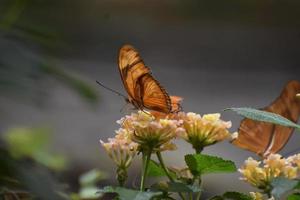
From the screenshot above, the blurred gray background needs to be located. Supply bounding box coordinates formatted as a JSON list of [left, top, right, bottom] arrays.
[[1, 0, 300, 197]]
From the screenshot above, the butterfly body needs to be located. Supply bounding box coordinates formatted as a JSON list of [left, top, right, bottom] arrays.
[[118, 45, 182, 114]]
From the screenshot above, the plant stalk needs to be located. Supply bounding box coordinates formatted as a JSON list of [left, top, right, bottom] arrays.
[[195, 178, 202, 200], [156, 152, 186, 200], [195, 149, 203, 200], [140, 150, 152, 191]]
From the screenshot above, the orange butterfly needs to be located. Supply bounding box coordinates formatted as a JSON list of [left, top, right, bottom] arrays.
[[117, 44, 182, 114], [232, 80, 300, 157]]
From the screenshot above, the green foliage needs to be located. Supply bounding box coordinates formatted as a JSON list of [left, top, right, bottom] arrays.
[[151, 181, 201, 193], [225, 107, 300, 130], [294, 181, 300, 189], [288, 193, 300, 200], [210, 192, 253, 200], [147, 160, 176, 178], [100, 186, 162, 200], [3, 127, 67, 171], [79, 169, 107, 187], [0, 0, 100, 106], [271, 177, 298, 200], [0, 0, 29, 30], [185, 154, 236, 176], [75, 169, 108, 199], [78, 186, 101, 199]]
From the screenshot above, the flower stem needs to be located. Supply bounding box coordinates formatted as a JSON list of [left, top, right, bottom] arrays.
[[117, 167, 127, 187], [156, 152, 174, 181], [195, 178, 202, 200], [156, 152, 186, 200], [195, 147, 203, 154], [140, 150, 152, 191], [195, 149, 203, 200], [264, 188, 272, 199]]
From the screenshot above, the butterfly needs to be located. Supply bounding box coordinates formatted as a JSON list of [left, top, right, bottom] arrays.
[[117, 44, 182, 114], [231, 80, 300, 157]]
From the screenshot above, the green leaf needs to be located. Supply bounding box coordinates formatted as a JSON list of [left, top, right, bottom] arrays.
[[209, 196, 224, 200], [79, 186, 102, 199], [185, 154, 236, 176], [147, 160, 176, 178], [294, 181, 300, 189], [3, 127, 67, 171], [222, 192, 253, 200], [167, 182, 201, 193], [100, 186, 162, 200], [288, 193, 300, 200], [79, 169, 107, 187], [3, 127, 50, 158], [271, 177, 298, 200], [151, 181, 201, 193], [225, 107, 300, 130], [34, 151, 67, 171], [209, 192, 253, 200]]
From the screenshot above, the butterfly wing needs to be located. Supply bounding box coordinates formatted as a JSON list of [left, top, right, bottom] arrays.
[[118, 44, 150, 101], [138, 73, 172, 113], [232, 80, 300, 157], [118, 44, 182, 113]]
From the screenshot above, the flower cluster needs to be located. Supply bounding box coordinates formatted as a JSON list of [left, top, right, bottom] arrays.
[[100, 128, 138, 185], [100, 128, 137, 168], [177, 112, 232, 152], [239, 154, 300, 189], [100, 110, 233, 186], [117, 111, 183, 152], [101, 111, 233, 160]]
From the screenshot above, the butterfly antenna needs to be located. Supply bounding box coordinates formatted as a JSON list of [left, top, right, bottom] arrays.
[[120, 102, 130, 113], [96, 81, 127, 99]]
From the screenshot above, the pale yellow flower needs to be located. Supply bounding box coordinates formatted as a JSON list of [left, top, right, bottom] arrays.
[[250, 192, 264, 200], [263, 154, 287, 178], [100, 128, 138, 168], [178, 112, 232, 151], [287, 153, 300, 168], [283, 165, 298, 179], [239, 157, 267, 188], [239, 154, 298, 189], [118, 111, 182, 152]]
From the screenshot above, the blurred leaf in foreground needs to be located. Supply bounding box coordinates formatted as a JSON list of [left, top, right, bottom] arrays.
[[74, 169, 108, 199], [3, 127, 68, 171], [100, 186, 162, 200], [41, 63, 99, 104], [79, 169, 108, 187]]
